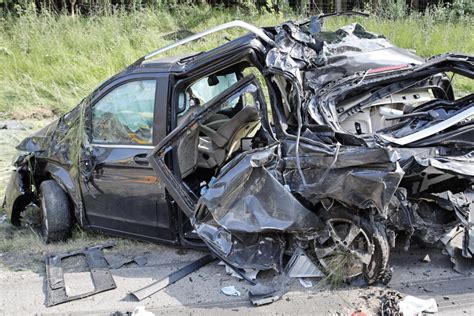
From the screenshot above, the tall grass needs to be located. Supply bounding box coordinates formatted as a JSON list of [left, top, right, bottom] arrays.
[[0, 5, 473, 119]]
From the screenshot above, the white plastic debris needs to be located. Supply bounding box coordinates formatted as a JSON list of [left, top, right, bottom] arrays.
[[299, 278, 313, 288], [131, 306, 155, 316], [218, 261, 259, 280], [221, 286, 241, 296], [399, 295, 438, 315]]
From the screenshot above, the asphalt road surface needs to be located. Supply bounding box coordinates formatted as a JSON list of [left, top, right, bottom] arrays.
[[0, 235, 473, 316]]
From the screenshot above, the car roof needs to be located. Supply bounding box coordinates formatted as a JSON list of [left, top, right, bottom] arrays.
[[131, 33, 259, 73], [92, 33, 261, 94]]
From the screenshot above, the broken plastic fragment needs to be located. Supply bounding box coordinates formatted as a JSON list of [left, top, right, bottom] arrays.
[[399, 296, 438, 316], [131, 306, 155, 316], [221, 286, 241, 296], [299, 278, 313, 288], [249, 283, 281, 306]]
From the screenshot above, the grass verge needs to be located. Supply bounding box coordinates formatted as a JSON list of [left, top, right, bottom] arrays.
[[0, 6, 472, 119]]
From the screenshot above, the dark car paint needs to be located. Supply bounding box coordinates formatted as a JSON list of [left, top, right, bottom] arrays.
[[5, 22, 471, 251], [77, 73, 179, 243], [3, 33, 272, 245]]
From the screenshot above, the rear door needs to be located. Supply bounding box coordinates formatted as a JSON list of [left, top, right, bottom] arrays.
[[81, 75, 177, 243]]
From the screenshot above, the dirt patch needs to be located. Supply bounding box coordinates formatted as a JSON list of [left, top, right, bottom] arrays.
[[0, 216, 158, 275], [0, 107, 56, 121]]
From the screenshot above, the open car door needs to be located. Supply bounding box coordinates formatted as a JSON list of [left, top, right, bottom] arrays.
[[147, 75, 268, 218]]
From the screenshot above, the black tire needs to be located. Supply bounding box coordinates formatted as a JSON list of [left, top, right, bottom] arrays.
[[310, 206, 390, 285], [40, 180, 71, 243]]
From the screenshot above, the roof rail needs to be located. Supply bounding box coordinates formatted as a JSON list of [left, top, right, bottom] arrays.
[[129, 20, 276, 68]]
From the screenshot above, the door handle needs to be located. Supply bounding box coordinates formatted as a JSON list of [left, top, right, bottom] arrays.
[[133, 154, 150, 166]]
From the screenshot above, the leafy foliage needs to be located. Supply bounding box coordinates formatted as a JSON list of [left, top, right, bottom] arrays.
[[0, 5, 472, 118]]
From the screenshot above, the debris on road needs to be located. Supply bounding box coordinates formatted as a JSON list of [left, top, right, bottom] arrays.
[[248, 283, 282, 306], [379, 290, 403, 316], [221, 285, 241, 296], [106, 254, 148, 269], [218, 261, 259, 280], [285, 248, 325, 278], [399, 295, 438, 315], [131, 306, 155, 316], [298, 278, 313, 288], [130, 254, 215, 301], [45, 241, 117, 307]]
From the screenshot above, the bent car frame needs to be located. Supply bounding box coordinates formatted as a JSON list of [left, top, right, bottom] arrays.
[[4, 15, 474, 285]]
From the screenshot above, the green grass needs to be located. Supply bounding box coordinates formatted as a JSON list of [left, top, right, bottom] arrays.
[[0, 6, 473, 119]]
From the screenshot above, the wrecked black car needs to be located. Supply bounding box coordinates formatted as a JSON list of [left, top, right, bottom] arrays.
[[3, 16, 473, 285]]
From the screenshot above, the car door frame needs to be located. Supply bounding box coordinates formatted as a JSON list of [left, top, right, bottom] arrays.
[[148, 75, 270, 233], [81, 71, 179, 244]]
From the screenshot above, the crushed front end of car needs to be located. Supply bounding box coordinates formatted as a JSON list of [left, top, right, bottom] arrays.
[[147, 15, 473, 290]]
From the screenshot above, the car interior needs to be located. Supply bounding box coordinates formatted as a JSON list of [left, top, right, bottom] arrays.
[[175, 65, 270, 200]]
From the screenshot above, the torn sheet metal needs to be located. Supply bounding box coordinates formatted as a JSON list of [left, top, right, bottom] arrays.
[[285, 248, 324, 278], [281, 143, 404, 213], [196, 146, 324, 233], [45, 241, 116, 307], [193, 146, 325, 271]]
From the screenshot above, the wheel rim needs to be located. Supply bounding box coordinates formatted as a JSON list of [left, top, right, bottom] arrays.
[[314, 218, 374, 279]]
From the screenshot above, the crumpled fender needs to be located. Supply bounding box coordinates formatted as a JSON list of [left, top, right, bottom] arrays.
[[3, 158, 33, 225]]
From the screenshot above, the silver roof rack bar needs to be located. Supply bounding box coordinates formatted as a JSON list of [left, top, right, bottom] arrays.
[[130, 20, 276, 67]]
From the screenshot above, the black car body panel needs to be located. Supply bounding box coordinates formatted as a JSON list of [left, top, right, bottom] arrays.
[[4, 17, 473, 283]]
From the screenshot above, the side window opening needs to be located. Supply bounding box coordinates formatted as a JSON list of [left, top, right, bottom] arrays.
[[92, 80, 156, 145], [177, 73, 239, 124], [175, 76, 269, 198]]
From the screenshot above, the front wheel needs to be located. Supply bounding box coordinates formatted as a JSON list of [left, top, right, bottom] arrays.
[[40, 180, 72, 243], [309, 206, 390, 285]]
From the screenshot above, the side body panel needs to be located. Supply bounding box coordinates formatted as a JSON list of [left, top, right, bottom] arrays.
[[80, 74, 178, 243]]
